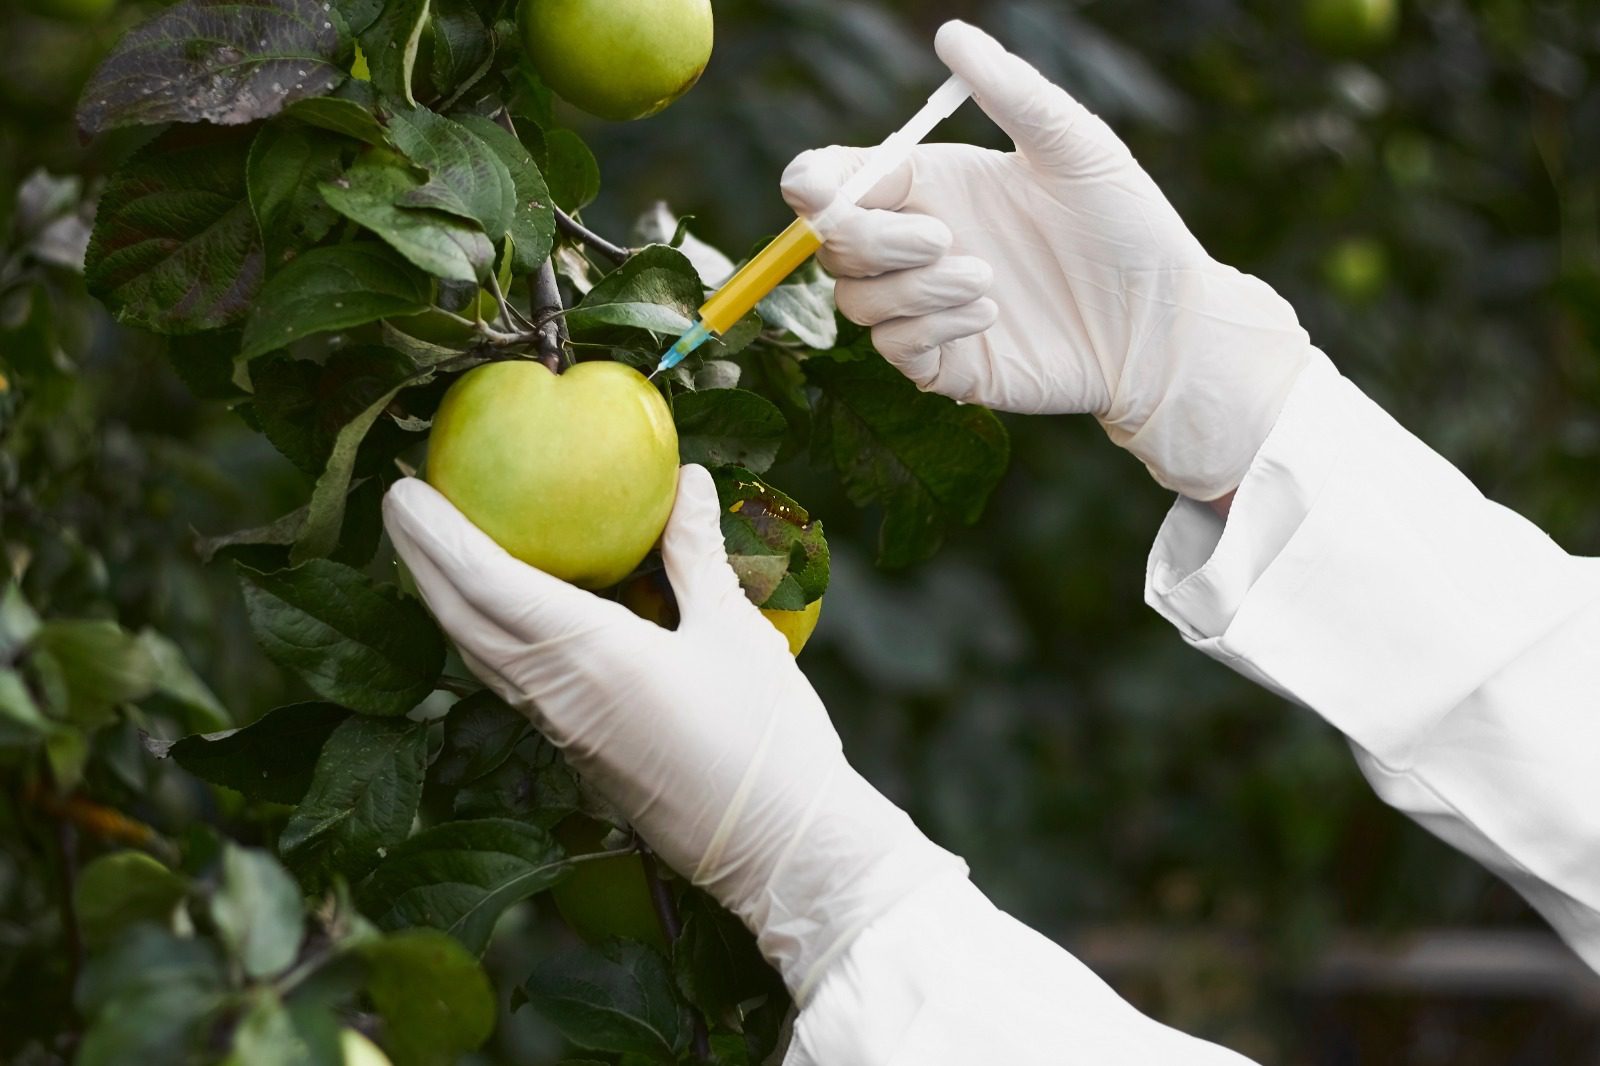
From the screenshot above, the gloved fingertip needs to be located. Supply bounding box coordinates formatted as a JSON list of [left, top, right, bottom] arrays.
[[780, 146, 868, 215]]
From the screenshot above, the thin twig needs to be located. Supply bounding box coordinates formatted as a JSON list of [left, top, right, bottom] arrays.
[[555, 207, 633, 266], [639, 843, 712, 1061], [531, 260, 568, 372]]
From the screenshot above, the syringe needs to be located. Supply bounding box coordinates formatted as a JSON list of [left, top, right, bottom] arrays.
[[647, 74, 973, 380]]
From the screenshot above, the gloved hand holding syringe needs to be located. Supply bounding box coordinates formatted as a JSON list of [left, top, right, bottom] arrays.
[[646, 74, 973, 379]]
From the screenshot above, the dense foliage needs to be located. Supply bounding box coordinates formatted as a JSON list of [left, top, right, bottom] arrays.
[[3, 0, 1599, 1064]]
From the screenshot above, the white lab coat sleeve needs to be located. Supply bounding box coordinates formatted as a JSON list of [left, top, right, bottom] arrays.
[[1147, 351, 1600, 970], [785, 869, 1260, 1066]]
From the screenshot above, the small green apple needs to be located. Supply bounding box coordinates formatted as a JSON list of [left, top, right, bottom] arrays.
[[760, 597, 823, 657], [549, 816, 667, 951], [519, 0, 713, 122], [1303, 0, 1398, 54], [1321, 236, 1388, 304], [425, 360, 678, 589]]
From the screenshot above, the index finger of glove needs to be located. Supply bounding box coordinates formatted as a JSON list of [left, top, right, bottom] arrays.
[[781, 146, 916, 215], [383, 478, 635, 648]]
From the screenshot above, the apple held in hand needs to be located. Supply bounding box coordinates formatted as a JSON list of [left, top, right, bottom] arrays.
[[425, 360, 678, 590], [519, 0, 713, 122]]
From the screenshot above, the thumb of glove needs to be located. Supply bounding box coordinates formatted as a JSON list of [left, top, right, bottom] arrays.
[[934, 20, 1128, 176]]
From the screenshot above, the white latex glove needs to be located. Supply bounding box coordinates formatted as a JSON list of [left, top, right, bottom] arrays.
[[382, 467, 963, 999], [782, 20, 1313, 500]]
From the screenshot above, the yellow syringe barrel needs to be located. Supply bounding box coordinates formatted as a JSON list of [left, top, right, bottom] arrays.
[[698, 217, 823, 335]]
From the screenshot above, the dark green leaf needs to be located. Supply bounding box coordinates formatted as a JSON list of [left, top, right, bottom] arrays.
[[155, 701, 350, 804], [73, 851, 189, 951], [566, 244, 700, 336], [358, 818, 569, 953], [280, 714, 429, 885], [251, 347, 421, 475], [167, 331, 248, 400], [85, 126, 264, 334], [32, 619, 158, 727], [674, 892, 785, 1034], [543, 128, 599, 211], [359, 0, 429, 106], [75, 926, 226, 1066], [387, 108, 515, 240], [321, 149, 494, 283], [291, 356, 448, 564], [249, 123, 348, 269], [285, 84, 391, 145], [242, 244, 431, 359], [757, 259, 836, 349], [452, 731, 581, 826], [808, 353, 1010, 567], [710, 469, 828, 610], [424, 0, 494, 105], [76, 0, 343, 135], [453, 114, 556, 274], [674, 389, 786, 473], [522, 939, 686, 1060], [212, 845, 305, 979], [239, 559, 445, 715], [356, 929, 495, 1066], [433, 690, 530, 788]]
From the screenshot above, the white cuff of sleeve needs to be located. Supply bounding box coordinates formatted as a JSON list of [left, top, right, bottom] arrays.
[[1143, 350, 1592, 762]]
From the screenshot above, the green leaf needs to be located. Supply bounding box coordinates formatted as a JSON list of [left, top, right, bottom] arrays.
[[757, 258, 836, 349], [674, 892, 785, 1035], [32, 620, 158, 727], [138, 630, 231, 733], [280, 714, 429, 885], [423, 0, 494, 105], [167, 331, 250, 400], [321, 149, 495, 283], [75, 926, 226, 1066], [76, 0, 344, 136], [453, 114, 556, 274], [808, 353, 1010, 567], [0, 582, 41, 661], [452, 731, 581, 826], [674, 389, 786, 474], [223, 992, 343, 1066], [285, 84, 391, 145], [522, 939, 687, 1060], [355, 929, 495, 1066], [0, 670, 53, 746], [85, 126, 264, 334], [74, 851, 189, 951], [359, 0, 430, 106], [251, 347, 422, 475], [358, 818, 570, 953], [249, 122, 349, 269], [242, 244, 432, 359], [710, 469, 828, 610], [154, 701, 350, 804], [432, 690, 530, 788], [290, 356, 449, 564], [239, 559, 445, 715], [212, 845, 305, 979], [543, 128, 600, 211], [566, 244, 701, 336], [387, 108, 516, 240]]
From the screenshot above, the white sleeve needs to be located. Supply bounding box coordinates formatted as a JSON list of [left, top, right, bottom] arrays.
[[1147, 352, 1600, 970], [786, 871, 1259, 1066]]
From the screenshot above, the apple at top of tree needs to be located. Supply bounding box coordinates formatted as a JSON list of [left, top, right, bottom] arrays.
[[520, 0, 714, 122], [425, 360, 679, 589]]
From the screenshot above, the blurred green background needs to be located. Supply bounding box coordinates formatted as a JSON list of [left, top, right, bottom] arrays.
[[6, 0, 1600, 1062]]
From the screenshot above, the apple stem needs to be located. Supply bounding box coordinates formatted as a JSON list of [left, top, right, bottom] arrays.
[[555, 206, 633, 267], [638, 841, 714, 1061], [531, 259, 569, 373]]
